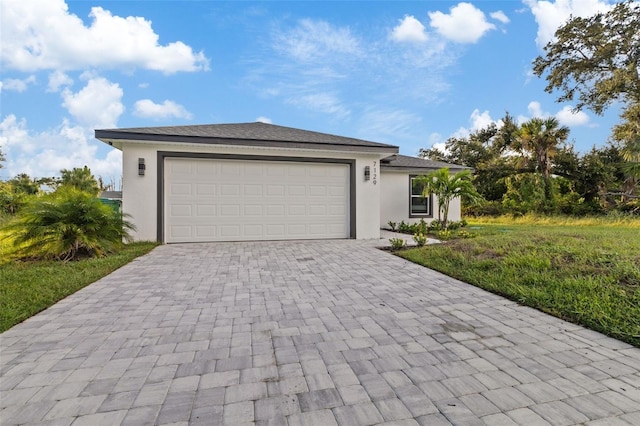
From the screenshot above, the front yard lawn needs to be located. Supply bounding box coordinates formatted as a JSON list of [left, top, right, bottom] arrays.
[[0, 242, 158, 332], [397, 222, 640, 347]]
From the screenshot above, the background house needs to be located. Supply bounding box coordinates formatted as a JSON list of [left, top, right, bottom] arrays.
[[96, 123, 465, 243]]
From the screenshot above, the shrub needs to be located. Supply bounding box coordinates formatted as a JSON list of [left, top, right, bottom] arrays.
[[398, 220, 412, 234], [2, 187, 135, 261], [456, 230, 477, 239], [387, 221, 397, 231], [428, 220, 443, 232], [389, 237, 406, 251], [412, 232, 428, 247], [436, 229, 452, 240]]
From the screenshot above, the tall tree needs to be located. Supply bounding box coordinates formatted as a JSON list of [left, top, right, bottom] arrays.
[[613, 103, 640, 201], [518, 117, 570, 201], [416, 168, 483, 229], [533, 1, 640, 204], [59, 166, 101, 196], [532, 0, 640, 115]]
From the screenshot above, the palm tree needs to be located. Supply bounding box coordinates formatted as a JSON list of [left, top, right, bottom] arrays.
[[519, 117, 569, 201], [614, 104, 640, 202], [2, 187, 134, 261], [416, 168, 483, 229]]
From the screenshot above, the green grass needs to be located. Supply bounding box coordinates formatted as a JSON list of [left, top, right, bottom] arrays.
[[397, 222, 640, 347], [0, 242, 158, 332]]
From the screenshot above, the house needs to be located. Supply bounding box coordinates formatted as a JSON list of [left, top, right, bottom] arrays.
[[95, 122, 467, 243]]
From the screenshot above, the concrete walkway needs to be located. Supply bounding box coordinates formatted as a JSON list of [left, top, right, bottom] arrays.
[[1, 239, 638, 425]]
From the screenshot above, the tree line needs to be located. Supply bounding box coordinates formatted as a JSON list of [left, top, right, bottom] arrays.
[[420, 114, 637, 215], [422, 0, 639, 216]]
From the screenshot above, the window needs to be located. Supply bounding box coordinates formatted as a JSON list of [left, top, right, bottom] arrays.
[[410, 176, 432, 217]]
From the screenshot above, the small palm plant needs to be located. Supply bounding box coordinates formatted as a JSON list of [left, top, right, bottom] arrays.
[[2, 187, 135, 261]]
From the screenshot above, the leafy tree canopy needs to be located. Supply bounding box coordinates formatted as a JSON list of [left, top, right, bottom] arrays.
[[59, 166, 101, 196], [533, 0, 640, 115]]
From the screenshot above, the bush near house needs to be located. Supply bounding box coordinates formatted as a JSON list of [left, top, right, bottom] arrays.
[[2, 187, 134, 261]]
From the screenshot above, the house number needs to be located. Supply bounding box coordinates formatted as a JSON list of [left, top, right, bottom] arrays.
[[372, 161, 377, 185]]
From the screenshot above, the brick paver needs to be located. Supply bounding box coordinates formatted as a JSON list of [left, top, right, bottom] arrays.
[[1, 238, 639, 425]]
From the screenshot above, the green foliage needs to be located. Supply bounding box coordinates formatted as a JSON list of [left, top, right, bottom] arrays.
[[533, 1, 640, 115], [416, 168, 483, 229], [456, 229, 476, 239], [0, 242, 158, 332], [7, 173, 41, 195], [398, 223, 640, 347], [502, 173, 547, 215], [412, 232, 427, 247], [59, 166, 101, 196], [389, 237, 406, 251], [436, 229, 452, 240], [387, 221, 397, 231], [518, 117, 569, 181], [0, 181, 32, 216], [2, 187, 135, 261]]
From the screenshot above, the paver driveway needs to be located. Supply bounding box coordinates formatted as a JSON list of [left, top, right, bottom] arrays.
[[1, 239, 639, 425]]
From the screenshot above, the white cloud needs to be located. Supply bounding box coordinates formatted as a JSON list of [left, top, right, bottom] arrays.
[[519, 101, 591, 126], [490, 11, 510, 24], [1, 0, 209, 73], [391, 15, 428, 43], [274, 19, 361, 62], [256, 116, 272, 124], [47, 71, 73, 93], [287, 93, 350, 118], [429, 2, 496, 43], [452, 108, 503, 138], [133, 99, 193, 120], [556, 105, 590, 126], [0, 75, 36, 93], [62, 77, 124, 129], [357, 108, 422, 144], [524, 0, 612, 48], [0, 114, 122, 181], [528, 100, 546, 118], [469, 109, 495, 130]]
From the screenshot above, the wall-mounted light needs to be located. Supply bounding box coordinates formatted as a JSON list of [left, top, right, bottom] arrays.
[[138, 158, 146, 176], [364, 166, 370, 181]]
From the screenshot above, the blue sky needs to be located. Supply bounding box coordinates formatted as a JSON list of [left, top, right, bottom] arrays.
[[0, 0, 624, 185]]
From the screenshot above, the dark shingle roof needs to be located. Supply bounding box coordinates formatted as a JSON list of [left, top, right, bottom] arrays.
[[96, 122, 399, 153], [381, 154, 469, 171]]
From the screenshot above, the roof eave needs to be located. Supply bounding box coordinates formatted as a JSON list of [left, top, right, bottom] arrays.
[[95, 130, 399, 154]]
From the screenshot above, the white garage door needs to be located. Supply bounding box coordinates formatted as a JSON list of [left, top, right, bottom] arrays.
[[164, 157, 350, 243]]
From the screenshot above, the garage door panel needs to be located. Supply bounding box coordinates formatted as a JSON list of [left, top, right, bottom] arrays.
[[244, 224, 263, 236], [266, 224, 286, 236], [165, 158, 349, 242], [266, 205, 285, 216], [195, 225, 216, 238], [244, 205, 263, 216], [170, 205, 192, 216], [220, 205, 240, 216], [288, 185, 306, 196], [220, 225, 241, 237], [196, 205, 216, 216], [196, 184, 216, 195], [244, 185, 262, 196], [170, 183, 191, 195], [266, 185, 285, 196]]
